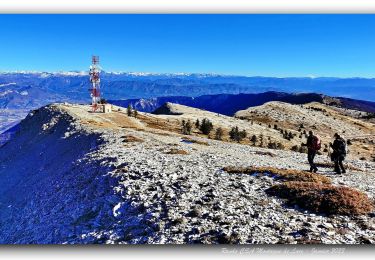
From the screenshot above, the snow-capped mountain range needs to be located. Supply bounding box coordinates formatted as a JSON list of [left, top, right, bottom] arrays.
[[1, 71, 375, 134]]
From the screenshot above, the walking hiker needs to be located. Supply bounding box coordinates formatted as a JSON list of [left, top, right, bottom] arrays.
[[330, 133, 347, 174], [302, 130, 321, 173]]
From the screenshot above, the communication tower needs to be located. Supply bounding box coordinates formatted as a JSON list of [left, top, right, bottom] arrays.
[[89, 55, 101, 111]]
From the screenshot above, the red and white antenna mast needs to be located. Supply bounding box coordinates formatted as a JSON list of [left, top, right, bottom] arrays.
[[89, 55, 101, 111]]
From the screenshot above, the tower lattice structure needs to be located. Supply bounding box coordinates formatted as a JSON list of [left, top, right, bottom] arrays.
[[89, 55, 101, 111]]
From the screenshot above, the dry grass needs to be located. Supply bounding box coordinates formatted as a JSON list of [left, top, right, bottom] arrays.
[[222, 166, 331, 184], [165, 148, 189, 155], [83, 112, 143, 130], [121, 135, 144, 143], [137, 114, 181, 132], [181, 137, 209, 146], [107, 112, 143, 129], [266, 181, 374, 215], [83, 120, 107, 127], [149, 130, 174, 137]]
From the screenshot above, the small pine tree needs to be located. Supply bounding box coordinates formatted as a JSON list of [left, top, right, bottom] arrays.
[[268, 142, 277, 149], [181, 120, 186, 134], [195, 119, 200, 129], [239, 130, 247, 140], [229, 126, 239, 142], [199, 118, 213, 135], [229, 127, 246, 143], [250, 135, 257, 145], [215, 127, 223, 140], [127, 104, 132, 116], [133, 109, 138, 118], [185, 120, 192, 135]]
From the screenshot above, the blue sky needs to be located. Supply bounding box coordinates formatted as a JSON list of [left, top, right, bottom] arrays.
[[1, 14, 375, 77]]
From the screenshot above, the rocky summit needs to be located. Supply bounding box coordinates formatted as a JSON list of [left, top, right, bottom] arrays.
[[0, 102, 374, 244]]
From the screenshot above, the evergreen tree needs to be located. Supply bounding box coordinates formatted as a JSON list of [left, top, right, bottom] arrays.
[[215, 127, 223, 140], [199, 118, 213, 135], [127, 104, 132, 116], [229, 126, 239, 142], [181, 120, 186, 134], [229, 126, 246, 142], [133, 109, 138, 118], [250, 135, 257, 145], [181, 120, 192, 135], [239, 129, 247, 140], [268, 142, 277, 149], [195, 119, 200, 129], [185, 120, 192, 135]]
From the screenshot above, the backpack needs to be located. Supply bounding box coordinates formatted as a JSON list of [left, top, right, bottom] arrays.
[[336, 138, 347, 155], [311, 135, 321, 151]]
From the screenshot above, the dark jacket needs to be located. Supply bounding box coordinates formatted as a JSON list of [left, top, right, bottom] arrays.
[[330, 138, 347, 156], [306, 135, 314, 151]]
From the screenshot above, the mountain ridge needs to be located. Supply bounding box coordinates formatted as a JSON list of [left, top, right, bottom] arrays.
[[110, 92, 375, 116], [1, 102, 374, 244], [1, 71, 375, 135]]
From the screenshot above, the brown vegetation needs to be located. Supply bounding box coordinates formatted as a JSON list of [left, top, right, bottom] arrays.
[[266, 181, 374, 215], [165, 148, 189, 155], [137, 113, 181, 133], [222, 166, 331, 184], [121, 135, 144, 143]]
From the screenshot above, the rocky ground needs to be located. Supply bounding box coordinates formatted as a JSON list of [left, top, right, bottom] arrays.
[[0, 103, 374, 244]]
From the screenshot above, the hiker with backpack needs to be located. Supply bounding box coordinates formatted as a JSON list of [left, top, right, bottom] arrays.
[[302, 130, 321, 173], [330, 133, 347, 174]]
